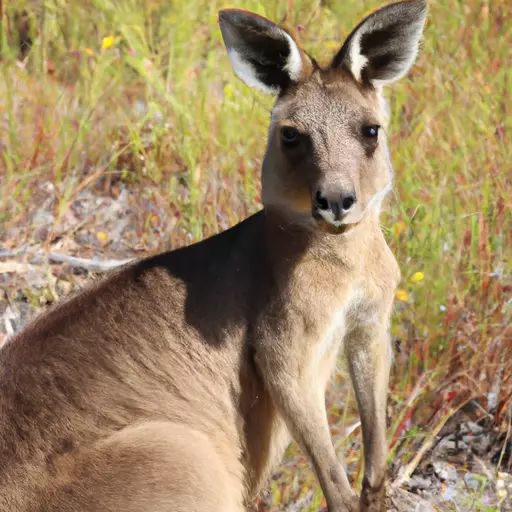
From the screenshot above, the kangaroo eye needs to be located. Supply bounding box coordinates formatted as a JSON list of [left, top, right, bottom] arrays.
[[281, 126, 300, 148], [363, 125, 380, 138]]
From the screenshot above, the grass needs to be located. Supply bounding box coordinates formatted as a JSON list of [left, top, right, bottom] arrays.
[[1, 0, 511, 509]]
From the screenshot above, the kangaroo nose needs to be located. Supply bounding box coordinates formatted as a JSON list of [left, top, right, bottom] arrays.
[[314, 190, 356, 221]]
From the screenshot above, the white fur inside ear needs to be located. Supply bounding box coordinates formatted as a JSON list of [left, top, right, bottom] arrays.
[[226, 48, 278, 94], [348, 31, 369, 82], [282, 31, 302, 81]]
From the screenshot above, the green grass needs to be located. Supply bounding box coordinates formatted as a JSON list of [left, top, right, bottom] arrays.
[[1, 0, 511, 509]]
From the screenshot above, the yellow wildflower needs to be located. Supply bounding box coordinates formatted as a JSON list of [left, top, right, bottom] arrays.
[[84, 48, 94, 56], [96, 231, 108, 242], [101, 35, 115, 50], [411, 272, 425, 282], [224, 83, 233, 100], [395, 290, 409, 302]]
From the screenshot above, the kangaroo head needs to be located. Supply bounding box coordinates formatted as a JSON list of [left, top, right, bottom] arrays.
[[219, 0, 427, 232]]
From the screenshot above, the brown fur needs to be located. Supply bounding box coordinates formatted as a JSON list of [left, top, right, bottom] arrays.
[[0, 2, 428, 511]]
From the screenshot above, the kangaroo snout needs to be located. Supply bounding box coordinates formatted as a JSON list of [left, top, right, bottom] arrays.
[[314, 189, 356, 224]]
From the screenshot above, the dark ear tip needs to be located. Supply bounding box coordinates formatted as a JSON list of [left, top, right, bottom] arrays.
[[218, 9, 248, 31], [218, 8, 236, 18], [386, 0, 429, 17], [383, 0, 429, 26], [218, 9, 235, 25], [410, 0, 430, 16], [218, 8, 277, 29]]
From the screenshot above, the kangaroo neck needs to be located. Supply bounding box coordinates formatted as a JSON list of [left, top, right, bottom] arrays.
[[260, 207, 378, 272]]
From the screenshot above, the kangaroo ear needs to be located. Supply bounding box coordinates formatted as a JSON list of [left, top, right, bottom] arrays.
[[331, 0, 428, 87], [219, 9, 309, 94]]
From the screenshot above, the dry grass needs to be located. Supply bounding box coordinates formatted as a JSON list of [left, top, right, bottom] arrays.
[[1, 0, 511, 510]]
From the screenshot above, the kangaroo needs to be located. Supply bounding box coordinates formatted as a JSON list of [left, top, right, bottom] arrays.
[[0, 1, 428, 511]]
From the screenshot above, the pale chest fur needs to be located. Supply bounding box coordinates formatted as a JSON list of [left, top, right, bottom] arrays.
[[314, 287, 364, 391], [311, 238, 399, 390]]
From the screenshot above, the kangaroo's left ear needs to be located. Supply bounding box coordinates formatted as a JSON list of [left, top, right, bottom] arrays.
[[219, 9, 312, 94], [331, 0, 428, 88]]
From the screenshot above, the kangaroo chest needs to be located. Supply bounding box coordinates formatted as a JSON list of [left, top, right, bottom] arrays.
[[313, 287, 363, 390]]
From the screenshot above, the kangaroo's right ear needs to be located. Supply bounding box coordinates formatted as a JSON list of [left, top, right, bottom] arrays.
[[219, 9, 311, 95], [330, 0, 428, 88]]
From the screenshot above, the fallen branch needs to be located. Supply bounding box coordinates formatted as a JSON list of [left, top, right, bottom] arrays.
[[0, 246, 28, 258], [0, 248, 134, 273], [46, 252, 134, 272], [391, 411, 452, 490]]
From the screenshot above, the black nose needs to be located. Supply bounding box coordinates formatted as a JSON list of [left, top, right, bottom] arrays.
[[314, 191, 357, 218], [340, 192, 356, 213]]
